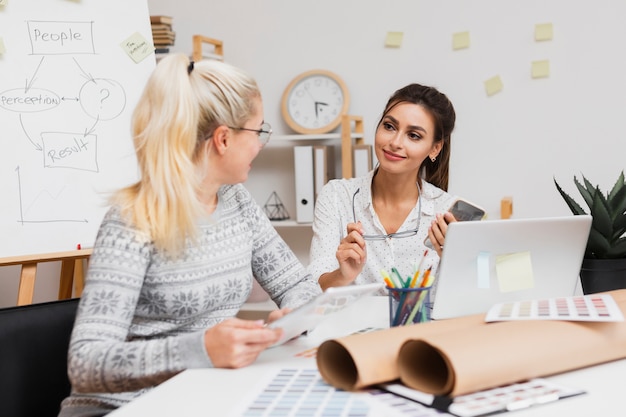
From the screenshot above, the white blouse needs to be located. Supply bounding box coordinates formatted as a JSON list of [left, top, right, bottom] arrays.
[[308, 169, 457, 293]]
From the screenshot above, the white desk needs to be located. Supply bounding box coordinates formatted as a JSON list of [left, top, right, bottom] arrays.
[[109, 296, 626, 417]]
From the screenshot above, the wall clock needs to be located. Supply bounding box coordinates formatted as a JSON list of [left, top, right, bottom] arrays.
[[281, 69, 350, 134]]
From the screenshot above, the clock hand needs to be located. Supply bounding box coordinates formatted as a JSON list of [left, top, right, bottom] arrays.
[[314, 102, 329, 119], [302, 88, 322, 117]]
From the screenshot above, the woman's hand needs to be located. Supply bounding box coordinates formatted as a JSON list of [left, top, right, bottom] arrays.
[[319, 222, 367, 291], [335, 222, 367, 283], [428, 212, 457, 257], [203, 318, 282, 369], [266, 307, 292, 324]]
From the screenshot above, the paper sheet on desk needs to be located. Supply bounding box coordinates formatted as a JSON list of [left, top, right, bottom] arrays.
[[317, 289, 626, 397], [484, 293, 624, 322]]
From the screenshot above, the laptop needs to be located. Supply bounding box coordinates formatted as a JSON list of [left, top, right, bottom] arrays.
[[430, 215, 592, 320]]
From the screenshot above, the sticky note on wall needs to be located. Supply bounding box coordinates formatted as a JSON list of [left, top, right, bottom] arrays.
[[452, 31, 470, 50], [484, 75, 503, 96], [495, 251, 535, 292], [532, 60, 550, 78], [535, 23, 553, 41], [120, 32, 153, 63], [385, 32, 404, 48]]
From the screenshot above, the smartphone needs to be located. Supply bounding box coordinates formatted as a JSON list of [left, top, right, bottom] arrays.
[[425, 198, 486, 249], [447, 199, 487, 222]]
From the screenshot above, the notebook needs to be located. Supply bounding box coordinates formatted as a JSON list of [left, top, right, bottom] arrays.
[[430, 215, 592, 320]]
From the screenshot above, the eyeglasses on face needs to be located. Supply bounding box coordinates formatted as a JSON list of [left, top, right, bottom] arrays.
[[351, 187, 422, 240], [228, 122, 272, 146]]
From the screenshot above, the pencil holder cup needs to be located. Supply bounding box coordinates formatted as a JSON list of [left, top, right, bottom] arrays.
[[387, 286, 431, 327]]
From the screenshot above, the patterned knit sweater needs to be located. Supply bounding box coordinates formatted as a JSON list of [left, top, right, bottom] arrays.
[[59, 184, 321, 416]]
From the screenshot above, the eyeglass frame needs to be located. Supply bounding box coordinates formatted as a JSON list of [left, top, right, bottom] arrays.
[[228, 122, 272, 146], [351, 185, 422, 240]]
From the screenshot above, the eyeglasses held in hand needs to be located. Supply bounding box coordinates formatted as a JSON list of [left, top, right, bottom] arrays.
[[228, 122, 272, 146], [351, 187, 422, 240]]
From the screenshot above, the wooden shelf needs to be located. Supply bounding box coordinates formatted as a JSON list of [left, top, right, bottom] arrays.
[[272, 115, 365, 179], [192, 34, 224, 62], [272, 132, 364, 141], [340, 115, 365, 179]]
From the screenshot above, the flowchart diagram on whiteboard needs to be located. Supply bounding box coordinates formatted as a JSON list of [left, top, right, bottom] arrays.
[[0, 0, 155, 258]]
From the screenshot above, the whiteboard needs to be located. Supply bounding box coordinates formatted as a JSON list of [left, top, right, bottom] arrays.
[[0, 0, 155, 258]]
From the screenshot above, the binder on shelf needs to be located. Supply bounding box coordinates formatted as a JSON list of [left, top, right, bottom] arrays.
[[313, 145, 335, 200], [353, 144, 372, 178], [294, 146, 315, 223]]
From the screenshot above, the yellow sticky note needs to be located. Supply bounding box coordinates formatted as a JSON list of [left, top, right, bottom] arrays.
[[495, 251, 535, 293], [484, 75, 503, 96], [120, 32, 153, 64], [385, 32, 404, 48], [452, 31, 470, 50], [535, 23, 553, 41], [532, 60, 550, 78], [0, 38, 5, 55]]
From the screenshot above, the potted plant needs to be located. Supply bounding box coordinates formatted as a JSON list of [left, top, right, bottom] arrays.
[[554, 171, 626, 294]]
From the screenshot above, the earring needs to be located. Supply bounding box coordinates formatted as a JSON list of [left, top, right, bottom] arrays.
[[430, 156, 437, 162]]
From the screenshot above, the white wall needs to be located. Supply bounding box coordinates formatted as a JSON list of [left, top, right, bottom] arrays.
[[145, 0, 626, 218], [4, 0, 625, 306]]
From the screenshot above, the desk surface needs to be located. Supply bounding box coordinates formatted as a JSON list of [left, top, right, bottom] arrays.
[[109, 296, 625, 417]]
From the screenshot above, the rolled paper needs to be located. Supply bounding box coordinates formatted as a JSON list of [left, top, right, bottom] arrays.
[[317, 289, 626, 396], [316, 313, 484, 391], [398, 289, 626, 396]]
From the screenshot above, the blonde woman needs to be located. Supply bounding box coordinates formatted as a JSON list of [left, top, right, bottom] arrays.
[[59, 54, 321, 417]]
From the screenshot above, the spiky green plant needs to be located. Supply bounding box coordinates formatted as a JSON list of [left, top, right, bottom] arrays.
[[554, 172, 626, 259]]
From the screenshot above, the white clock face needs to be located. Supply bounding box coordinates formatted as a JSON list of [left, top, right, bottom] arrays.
[[286, 75, 346, 131]]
